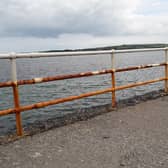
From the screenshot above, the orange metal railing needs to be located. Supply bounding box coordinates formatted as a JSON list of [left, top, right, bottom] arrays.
[[0, 49, 168, 136]]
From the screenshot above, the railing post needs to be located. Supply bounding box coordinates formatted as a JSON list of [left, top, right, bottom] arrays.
[[165, 48, 168, 93], [10, 53, 23, 136], [111, 49, 116, 107]]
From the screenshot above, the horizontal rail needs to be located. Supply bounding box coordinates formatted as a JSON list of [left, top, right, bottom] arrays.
[[0, 47, 168, 137], [0, 63, 165, 88], [115, 63, 165, 72], [0, 77, 165, 116], [0, 47, 167, 59], [0, 69, 113, 88]]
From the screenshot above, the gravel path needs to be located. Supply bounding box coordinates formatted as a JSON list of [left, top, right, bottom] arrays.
[[0, 96, 168, 168]]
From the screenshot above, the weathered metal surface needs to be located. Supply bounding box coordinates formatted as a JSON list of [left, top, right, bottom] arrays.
[[165, 49, 168, 92], [111, 71, 116, 107], [115, 77, 165, 91], [0, 52, 167, 136], [165, 64, 168, 92], [10, 58, 23, 136], [0, 77, 165, 117], [115, 63, 165, 72], [0, 69, 113, 88], [0, 63, 165, 88], [12, 85, 22, 136], [0, 87, 113, 115]]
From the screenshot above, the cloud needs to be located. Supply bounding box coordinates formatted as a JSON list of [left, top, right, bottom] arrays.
[[0, 0, 168, 52], [0, 0, 141, 37]]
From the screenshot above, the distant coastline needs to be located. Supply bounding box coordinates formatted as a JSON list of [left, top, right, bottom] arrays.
[[42, 43, 168, 53]]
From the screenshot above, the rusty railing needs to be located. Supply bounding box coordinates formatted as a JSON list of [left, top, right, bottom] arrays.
[[0, 48, 168, 136]]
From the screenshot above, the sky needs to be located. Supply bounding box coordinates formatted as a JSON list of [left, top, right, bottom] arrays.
[[0, 0, 168, 52]]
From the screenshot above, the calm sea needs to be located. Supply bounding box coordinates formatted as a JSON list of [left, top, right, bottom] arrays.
[[0, 51, 165, 134]]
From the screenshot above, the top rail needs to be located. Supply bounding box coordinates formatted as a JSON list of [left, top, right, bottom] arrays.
[[0, 47, 167, 59]]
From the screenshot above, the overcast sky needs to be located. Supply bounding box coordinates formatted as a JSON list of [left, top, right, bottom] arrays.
[[0, 0, 168, 52]]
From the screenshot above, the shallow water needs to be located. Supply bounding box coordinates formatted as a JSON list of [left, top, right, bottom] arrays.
[[0, 51, 165, 134]]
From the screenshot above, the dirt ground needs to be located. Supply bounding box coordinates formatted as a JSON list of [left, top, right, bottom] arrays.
[[0, 96, 168, 168]]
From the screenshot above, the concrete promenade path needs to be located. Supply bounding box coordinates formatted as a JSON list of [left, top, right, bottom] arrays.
[[0, 96, 168, 168]]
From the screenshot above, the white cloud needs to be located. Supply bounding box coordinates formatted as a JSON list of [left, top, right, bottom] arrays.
[[0, 0, 167, 52], [0, 0, 141, 37]]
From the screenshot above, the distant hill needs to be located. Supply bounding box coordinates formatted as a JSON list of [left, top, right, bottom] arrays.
[[42, 43, 168, 53]]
